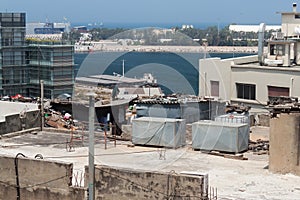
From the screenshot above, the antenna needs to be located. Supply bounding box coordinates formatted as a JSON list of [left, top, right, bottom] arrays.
[[122, 59, 125, 77]]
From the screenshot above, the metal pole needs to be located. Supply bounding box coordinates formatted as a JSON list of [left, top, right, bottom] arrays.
[[104, 127, 107, 150], [40, 80, 44, 131], [88, 95, 95, 200]]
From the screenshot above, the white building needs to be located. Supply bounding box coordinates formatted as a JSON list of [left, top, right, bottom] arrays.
[[199, 4, 300, 110], [229, 25, 281, 33], [199, 56, 300, 106]]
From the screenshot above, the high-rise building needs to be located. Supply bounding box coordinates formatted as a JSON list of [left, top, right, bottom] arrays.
[[0, 12, 74, 99], [0, 13, 27, 96], [26, 41, 74, 99]]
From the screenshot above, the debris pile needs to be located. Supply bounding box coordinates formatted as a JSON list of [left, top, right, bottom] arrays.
[[225, 103, 251, 114], [266, 96, 300, 116], [45, 110, 75, 129], [249, 139, 269, 155]]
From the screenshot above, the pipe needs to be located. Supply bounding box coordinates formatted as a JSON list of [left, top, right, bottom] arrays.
[[40, 80, 44, 131], [204, 72, 207, 97], [293, 3, 297, 12], [290, 77, 295, 97], [34, 154, 43, 159], [15, 153, 26, 200], [258, 23, 266, 66]]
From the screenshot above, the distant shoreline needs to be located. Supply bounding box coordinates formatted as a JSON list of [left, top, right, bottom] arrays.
[[75, 44, 260, 54]]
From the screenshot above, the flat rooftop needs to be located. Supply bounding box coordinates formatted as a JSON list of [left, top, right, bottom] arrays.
[[1, 126, 300, 199], [0, 101, 38, 122], [222, 55, 300, 71]]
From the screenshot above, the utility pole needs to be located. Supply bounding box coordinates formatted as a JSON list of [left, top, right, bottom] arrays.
[[40, 80, 44, 131], [88, 93, 95, 200]]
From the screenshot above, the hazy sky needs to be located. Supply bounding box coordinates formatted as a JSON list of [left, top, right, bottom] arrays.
[[1, 0, 299, 25]]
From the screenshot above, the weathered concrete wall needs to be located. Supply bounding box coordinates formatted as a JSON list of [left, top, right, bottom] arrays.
[[0, 155, 72, 189], [0, 155, 85, 199], [0, 110, 40, 135], [269, 113, 300, 176], [0, 183, 84, 200], [87, 165, 208, 200]]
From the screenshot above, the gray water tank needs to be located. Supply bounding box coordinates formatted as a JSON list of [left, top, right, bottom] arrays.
[[132, 117, 186, 148]]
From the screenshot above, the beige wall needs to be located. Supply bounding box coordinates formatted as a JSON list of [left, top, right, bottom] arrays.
[[89, 165, 208, 200], [269, 113, 300, 176], [231, 66, 300, 104], [0, 155, 85, 199], [0, 155, 72, 189], [199, 57, 232, 100], [199, 55, 300, 105], [282, 14, 300, 36]]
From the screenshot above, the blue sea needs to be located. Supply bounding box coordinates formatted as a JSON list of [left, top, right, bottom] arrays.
[[74, 52, 253, 95]]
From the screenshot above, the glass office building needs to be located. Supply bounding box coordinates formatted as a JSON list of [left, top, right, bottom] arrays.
[[26, 42, 74, 99], [0, 13, 27, 96], [0, 13, 74, 99]]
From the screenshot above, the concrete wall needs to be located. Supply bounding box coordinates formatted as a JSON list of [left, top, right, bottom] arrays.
[[231, 65, 300, 104], [200, 55, 300, 106], [269, 113, 300, 176], [282, 13, 300, 36], [0, 110, 40, 135], [88, 165, 208, 200], [0, 183, 84, 200], [0, 101, 40, 135], [0, 155, 85, 199], [199, 57, 232, 99]]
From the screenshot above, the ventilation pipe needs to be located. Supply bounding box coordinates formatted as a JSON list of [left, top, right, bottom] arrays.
[[293, 3, 297, 12], [258, 23, 266, 66]]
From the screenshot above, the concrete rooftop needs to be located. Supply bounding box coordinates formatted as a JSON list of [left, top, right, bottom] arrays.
[[1, 127, 300, 200], [0, 101, 38, 122]]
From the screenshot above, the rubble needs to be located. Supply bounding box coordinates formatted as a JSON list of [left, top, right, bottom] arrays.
[[266, 96, 300, 116], [45, 110, 75, 130], [249, 139, 269, 155]]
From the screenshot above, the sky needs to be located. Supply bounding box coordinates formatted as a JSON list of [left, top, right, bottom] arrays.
[[1, 0, 299, 25]]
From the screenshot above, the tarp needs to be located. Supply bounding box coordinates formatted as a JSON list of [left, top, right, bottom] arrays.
[[132, 117, 186, 148]]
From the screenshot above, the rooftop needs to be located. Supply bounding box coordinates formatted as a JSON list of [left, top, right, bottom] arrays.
[[0, 101, 38, 122], [1, 127, 300, 199]]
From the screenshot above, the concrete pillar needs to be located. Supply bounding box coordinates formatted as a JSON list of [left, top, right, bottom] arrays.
[[269, 113, 300, 175]]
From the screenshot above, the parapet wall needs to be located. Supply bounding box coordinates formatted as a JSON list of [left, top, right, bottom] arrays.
[[88, 165, 208, 200], [0, 155, 85, 200], [0, 110, 40, 135]]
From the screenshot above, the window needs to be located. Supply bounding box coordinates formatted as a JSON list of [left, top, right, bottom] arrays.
[[210, 80, 219, 97], [236, 83, 256, 100], [270, 44, 285, 56], [268, 86, 289, 97]]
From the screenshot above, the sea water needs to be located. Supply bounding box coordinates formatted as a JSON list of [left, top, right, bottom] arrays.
[[74, 52, 253, 95]]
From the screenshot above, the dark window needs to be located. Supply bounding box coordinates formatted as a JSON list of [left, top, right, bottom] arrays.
[[268, 86, 289, 97], [210, 81, 219, 97], [236, 83, 256, 100], [269, 44, 284, 56]]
